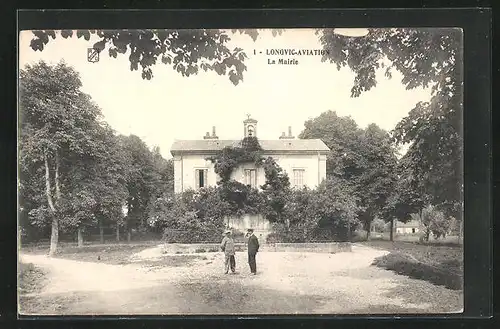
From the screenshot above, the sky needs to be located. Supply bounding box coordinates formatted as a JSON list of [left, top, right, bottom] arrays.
[[19, 29, 432, 159]]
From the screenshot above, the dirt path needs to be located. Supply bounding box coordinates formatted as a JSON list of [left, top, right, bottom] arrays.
[[19, 245, 462, 315]]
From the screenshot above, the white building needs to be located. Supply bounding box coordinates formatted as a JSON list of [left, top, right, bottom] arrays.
[[170, 117, 330, 238], [395, 219, 421, 235]]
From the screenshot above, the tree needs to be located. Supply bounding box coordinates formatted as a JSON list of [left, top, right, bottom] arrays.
[[260, 157, 291, 229], [414, 205, 448, 242], [19, 61, 106, 255], [300, 111, 364, 179], [300, 112, 398, 239], [88, 125, 129, 244], [151, 146, 174, 198], [355, 124, 399, 239], [318, 28, 463, 220], [28, 29, 257, 85], [119, 135, 162, 241], [312, 178, 360, 241]]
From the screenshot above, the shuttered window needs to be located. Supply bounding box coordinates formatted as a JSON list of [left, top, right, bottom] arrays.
[[293, 169, 305, 188], [195, 169, 208, 189], [244, 169, 257, 188]]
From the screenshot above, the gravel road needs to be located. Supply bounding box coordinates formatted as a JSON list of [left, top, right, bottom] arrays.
[[18, 244, 462, 315]]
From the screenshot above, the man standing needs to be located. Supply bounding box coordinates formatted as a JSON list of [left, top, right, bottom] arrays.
[[220, 230, 236, 274], [246, 228, 259, 275]]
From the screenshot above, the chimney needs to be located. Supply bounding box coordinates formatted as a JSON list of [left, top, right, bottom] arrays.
[[288, 126, 292, 137], [279, 132, 286, 139], [204, 127, 218, 140]]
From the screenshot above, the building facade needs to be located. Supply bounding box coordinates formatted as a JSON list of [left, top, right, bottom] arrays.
[[171, 117, 330, 193], [395, 219, 421, 235], [170, 117, 330, 238]]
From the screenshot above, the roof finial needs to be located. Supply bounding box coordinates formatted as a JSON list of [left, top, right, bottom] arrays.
[[246, 113, 251, 120]]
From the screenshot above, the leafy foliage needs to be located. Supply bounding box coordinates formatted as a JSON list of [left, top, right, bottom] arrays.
[[153, 189, 227, 243], [268, 178, 360, 243], [413, 205, 451, 241], [19, 61, 115, 250], [29, 29, 251, 84], [299, 111, 398, 236], [19, 61, 174, 247], [318, 28, 463, 221], [260, 157, 291, 226], [207, 137, 263, 182]]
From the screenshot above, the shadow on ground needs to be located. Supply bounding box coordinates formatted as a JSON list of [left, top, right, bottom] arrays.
[[372, 253, 463, 290], [18, 279, 336, 315]]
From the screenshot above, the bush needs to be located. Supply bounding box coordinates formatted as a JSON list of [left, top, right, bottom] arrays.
[[153, 189, 227, 244], [163, 226, 222, 244], [352, 230, 368, 242], [414, 205, 453, 242]]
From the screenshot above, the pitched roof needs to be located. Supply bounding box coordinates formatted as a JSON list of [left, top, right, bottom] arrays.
[[170, 139, 330, 155], [395, 219, 421, 228]]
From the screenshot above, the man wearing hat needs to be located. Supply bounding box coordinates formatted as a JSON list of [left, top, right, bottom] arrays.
[[220, 229, 236, 274], [246, 228, 260, 275]]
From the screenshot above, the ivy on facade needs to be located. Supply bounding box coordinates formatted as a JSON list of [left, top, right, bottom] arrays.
[[207, 136, 264, 182], [205, 137, 291, 219]]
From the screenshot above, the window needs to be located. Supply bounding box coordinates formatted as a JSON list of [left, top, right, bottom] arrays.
[[293, 169, 305, 188], [244, 169, 257, 188], [195, 169, 208, 189], [247, 125, 254, 137]]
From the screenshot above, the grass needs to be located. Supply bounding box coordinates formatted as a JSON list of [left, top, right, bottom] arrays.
[[18, 262, 53, 315], [359, 240, 463, 290], [21, 241, 211, 268], [22, 242, 156, 265], [18, 262, 47, 295]]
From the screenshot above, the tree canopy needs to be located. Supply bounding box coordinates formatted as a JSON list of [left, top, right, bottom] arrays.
[[23, 28, 463, 243], [19, 60, 175, 250], [318, 28, 463, 219]]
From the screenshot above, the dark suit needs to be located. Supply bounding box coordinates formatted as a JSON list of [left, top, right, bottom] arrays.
[[247, 234, 259, 273]]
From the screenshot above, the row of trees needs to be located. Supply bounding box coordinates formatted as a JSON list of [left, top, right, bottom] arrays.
[[146, 121, 398, 243], [19, 61, 174, 255], [22, 28, 463, 249]]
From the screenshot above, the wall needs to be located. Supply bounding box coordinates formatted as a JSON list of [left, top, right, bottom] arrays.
[[271, 153, 327, 188], [174, 152, 327, 193], [162, 242, 352, 254], [226, 214, 272, 240], [173, 154, 217, 193], [396, 227, 420, 234]]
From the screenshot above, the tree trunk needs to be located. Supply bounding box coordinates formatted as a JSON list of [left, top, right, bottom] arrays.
[[54, 150, 61, 201], [77, 227, 84, 247], [99, 219, 104, 244], [389, 219, 394, 242], [284, 215, 290, 231], [116, 224, 120, 242], [126, 203, 131, 243], [45, 152, 58, 257], [49, 216, 59, 256], [347, 220, 351, 242], [366, 221, 371, 240]]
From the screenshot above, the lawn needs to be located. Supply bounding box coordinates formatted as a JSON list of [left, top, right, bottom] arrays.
[[21, 242, 158, 264], [20, 241, 213, 268], [359, 240, 463, 290]]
